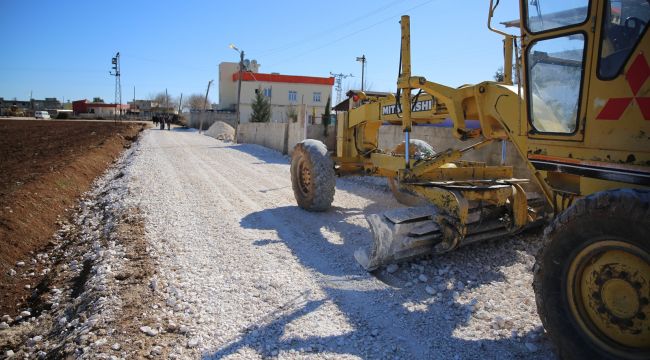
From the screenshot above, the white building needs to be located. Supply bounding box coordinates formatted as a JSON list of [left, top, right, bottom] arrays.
[[218, 62, 334, 123]]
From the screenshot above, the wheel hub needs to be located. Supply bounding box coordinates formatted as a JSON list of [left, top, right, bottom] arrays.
[[601, 278, 640, 320], [298, 159, 312, 195], [568, 241, 650, 356]]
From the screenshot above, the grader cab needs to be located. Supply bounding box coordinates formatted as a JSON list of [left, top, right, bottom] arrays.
[[290, 0, 649, 358]]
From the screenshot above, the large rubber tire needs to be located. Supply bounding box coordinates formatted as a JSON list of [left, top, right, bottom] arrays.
[[290, 139, 336, 212], [533, 189, 650, 360], [388, 139, 435, 206], [391, 139, 436, 160]]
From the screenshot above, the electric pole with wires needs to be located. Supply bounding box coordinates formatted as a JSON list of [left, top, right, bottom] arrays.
[[356, 55, 366, 91], [110, 52, 122, 121], [330, 72, 353, 106]]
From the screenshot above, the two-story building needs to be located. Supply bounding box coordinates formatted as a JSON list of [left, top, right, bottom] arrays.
[[217, 62, 334, 123]]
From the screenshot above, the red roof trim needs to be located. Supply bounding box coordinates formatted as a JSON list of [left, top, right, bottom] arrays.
[[232, 72, 334, 85]]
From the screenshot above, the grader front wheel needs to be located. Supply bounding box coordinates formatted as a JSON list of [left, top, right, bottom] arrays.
[[534, 189, 650, 359], [388, 139, 435, 206], [290, 140, 335, 212]]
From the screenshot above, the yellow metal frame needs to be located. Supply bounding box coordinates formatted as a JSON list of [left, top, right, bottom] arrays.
[[335, 1, 649, 216]]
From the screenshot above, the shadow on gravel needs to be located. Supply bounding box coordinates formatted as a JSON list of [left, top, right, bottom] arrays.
[[209, 144, 290, 165], [171, 127, 198, 133], [204, 297, 375, 359], [230, 200, 553, 358]]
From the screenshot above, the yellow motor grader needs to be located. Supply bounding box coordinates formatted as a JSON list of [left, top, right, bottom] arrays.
[[290, 0, 649, 358]]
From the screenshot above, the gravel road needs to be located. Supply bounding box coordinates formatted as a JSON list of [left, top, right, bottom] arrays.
[[115, 128, 557, 359], [1, 127, 557, 359]]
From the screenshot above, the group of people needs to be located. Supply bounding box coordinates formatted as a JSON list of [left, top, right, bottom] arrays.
[[152, 114, 172, 130]]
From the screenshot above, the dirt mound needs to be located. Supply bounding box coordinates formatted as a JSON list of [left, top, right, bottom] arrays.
[[0, 120, 144, 316], [205, 121, 235, 142]]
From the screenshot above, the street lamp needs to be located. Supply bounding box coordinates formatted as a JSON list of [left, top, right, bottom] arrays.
[[229, 44, 245, 142]]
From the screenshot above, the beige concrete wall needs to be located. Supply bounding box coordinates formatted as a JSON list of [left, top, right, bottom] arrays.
[[378, 125, 533, 185], [237, 122, 288, 154], [218, 62, 239, 108], [286, 122, 336, 155], [188, 112, 237, 131], [233, 122, 533, 191]]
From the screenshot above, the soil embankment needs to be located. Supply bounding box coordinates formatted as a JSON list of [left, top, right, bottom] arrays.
[[0, 120, 144, 316]]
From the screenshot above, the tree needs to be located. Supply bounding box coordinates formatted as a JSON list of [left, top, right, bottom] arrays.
[[92, 97, 104, 103], [151, 92, 177, 110], [494, 67, 505, 82], [250, 89, 271, 123], [322, 97, 332, 136], [185, 94, 206, 111], [286, 104, 298, 123]]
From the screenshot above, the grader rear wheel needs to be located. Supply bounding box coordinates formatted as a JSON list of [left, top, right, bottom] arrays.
[[534, 189, 650, 359], [290, 139, 335, 212]]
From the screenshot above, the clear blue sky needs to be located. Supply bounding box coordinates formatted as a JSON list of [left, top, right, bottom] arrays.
[[0, 0, 520, 105]]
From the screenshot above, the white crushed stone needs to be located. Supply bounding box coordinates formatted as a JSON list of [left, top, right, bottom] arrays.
[[204, 121, 235, 142], [118, 130, 557, 359], [139, 326, 158, 337], [2, 128, 557, 359]]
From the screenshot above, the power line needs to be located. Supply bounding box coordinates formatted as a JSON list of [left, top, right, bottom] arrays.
[[266, 0, 437, 68], [256, 0, 405, 57]]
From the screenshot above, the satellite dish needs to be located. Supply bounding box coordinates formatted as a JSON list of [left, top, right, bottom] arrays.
[[244, 59, 251, 70]]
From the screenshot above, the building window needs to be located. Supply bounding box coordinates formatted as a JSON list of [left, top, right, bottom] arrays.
[[313, 92, 321, 103], [263, 88, 272, 97], [288, 91, 297, 102]]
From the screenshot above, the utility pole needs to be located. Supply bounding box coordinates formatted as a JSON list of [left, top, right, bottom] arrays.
[[110, 52, 122, 121], [178, 93, 183, 115], [200, 80, 213, 134], [356, 54, 366, 91], [329, 72, 353, 106], [235, 50, 244, 141]]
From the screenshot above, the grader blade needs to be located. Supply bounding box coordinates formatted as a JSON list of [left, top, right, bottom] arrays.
[[355, 206, 442, 271]]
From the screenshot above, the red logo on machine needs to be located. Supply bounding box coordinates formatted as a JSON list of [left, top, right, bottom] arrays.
[[597, 53, 650, 120]]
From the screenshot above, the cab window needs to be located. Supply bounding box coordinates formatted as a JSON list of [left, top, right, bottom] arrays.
[[526, 0, 590, 33], [527, 34, 586, 133], [599, 0, 650, 79]]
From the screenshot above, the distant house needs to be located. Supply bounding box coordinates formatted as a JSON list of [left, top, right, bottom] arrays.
[[127, 100, 177, 117], [31, 98, 62, 111], [217, 61, 334, 124], [72, 99, 129, 117]]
